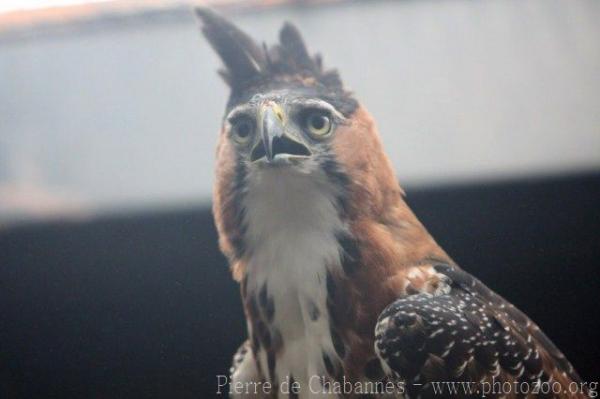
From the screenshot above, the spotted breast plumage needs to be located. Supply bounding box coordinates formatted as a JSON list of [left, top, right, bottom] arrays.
[[195, 8, 589, 399]]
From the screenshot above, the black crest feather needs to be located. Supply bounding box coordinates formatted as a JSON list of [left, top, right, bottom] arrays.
[[195, 8, 265, 88], [195, 7, 354, 113]]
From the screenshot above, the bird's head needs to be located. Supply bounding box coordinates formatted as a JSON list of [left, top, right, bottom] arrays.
[[197, 8, 408, 271], [196, 8, 358, 171], [223, 92, 346, 168]]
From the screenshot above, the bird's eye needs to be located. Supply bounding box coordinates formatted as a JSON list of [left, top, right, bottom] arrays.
[[304, 111, 332, 139], [230, 117, 254, 144]]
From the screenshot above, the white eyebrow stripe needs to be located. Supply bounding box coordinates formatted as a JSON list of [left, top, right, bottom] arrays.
[[290, 98, 346, 120], [226, 105, 255, 122], [226, 98, 345, 123]]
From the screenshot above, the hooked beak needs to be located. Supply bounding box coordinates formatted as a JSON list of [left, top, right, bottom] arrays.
[[251, 102, 311, 163], [261, 103, 284, 162]]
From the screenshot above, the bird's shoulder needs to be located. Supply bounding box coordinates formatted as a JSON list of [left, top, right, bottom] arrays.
[[374, 263, 586, 398]]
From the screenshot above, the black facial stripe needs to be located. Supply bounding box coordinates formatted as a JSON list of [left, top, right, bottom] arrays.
[[330, 326, 346, 358], [267, 350, 277, 381], [335, 230, 361, 275], [319, 152, 351, 218], [230, 155, 248, 259], [259, 284, 275, 322], [322, 352, 335, 376]]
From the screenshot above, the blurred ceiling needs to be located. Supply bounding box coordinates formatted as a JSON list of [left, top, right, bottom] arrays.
[[1, 0, 599, 225]]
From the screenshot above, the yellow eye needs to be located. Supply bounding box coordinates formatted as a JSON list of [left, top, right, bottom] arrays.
[[231, 118, 254, 144], [305, 111, 332, 139]]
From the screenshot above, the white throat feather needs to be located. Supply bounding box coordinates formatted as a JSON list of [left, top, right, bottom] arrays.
[[242, 165, 346, 394]]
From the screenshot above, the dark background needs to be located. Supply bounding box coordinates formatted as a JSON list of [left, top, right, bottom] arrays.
[[1, 172, 599, 399]]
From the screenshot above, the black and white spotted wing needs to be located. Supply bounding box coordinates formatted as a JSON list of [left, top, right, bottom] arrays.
[[374, 264, 583, 399]]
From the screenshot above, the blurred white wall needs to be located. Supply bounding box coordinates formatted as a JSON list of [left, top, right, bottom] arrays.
[[1, 0, 599, 223]]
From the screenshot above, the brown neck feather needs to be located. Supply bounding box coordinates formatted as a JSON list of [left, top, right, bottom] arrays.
[[333, 106, 450, 270], [321, 107, 454, 376], [331, 106, 452, 334]]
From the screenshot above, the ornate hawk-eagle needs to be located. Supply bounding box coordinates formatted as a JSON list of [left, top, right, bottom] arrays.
[[196, 8, 588, 399]]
